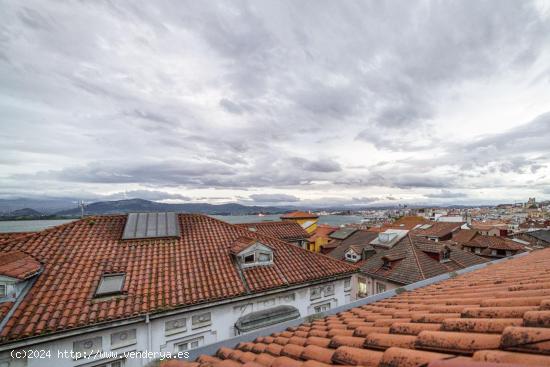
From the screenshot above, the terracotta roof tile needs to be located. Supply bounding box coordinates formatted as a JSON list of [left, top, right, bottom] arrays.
[[236, 221, 309, 242], [280, 211, 319, 219], [412, 222, 463, 239], [181, 247, 550, 367], [0, 250, 41, 280], [0, 214, 355, 343]]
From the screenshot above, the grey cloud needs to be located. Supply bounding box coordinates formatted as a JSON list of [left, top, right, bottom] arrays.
[[425, 190, 467, 199], [1, 1, 550, 202], [21, 160, 234, 186], [125, 109, 175, 125], [351, 197, 380, 203], [291, 158, 342, 173], [249, 194, 300, 203], [101, 190, 191, 201], [219, 98, 254, 115]]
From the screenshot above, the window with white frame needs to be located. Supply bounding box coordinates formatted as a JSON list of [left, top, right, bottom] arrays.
[[310, 287, 322, 300], [110, 329, 136, 349], [0, 284, 6, 298], [176, 336, 204, 352], [376, 282, 386, 294], [314, 303, 331, 313], [191, 312, 211, 329], [474, 247, 481, 254], [165, 317, 187, 335]]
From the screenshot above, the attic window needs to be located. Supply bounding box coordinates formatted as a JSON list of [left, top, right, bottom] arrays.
[[0, 284, 5, 297], [382, 258, 391, 269], [244, 254, 255, 264], [234, 240, 274, 268], [96, 273, 125, 296], [441, 248, 451, 262], [258, 252, 272, 262]]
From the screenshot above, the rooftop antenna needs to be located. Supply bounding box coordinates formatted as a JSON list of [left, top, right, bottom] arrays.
[[78, 200, 87, 218]]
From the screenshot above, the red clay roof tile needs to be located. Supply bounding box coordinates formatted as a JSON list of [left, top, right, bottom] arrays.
[[236, 221, 310, 242], [178, 248, 550, 367], [0, 214, 355, 343], [0, 250, 41, 280]]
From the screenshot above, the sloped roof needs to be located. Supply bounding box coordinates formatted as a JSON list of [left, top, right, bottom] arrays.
[[183, 248, 550, 367], [236, 221, 309, 241], [0, 302, 14, 324], [0, 214, 356, 343], [229, 236, 258, 255], [0, 232, 33, 245], [328, 230, 379, 260], [360, 236, 488, 285], [280, 211, 319, 219], [452, 229, 478, 243], [329, 227, 358, 240], [524, 230, 550, 244], [391, 215, 431, 229], [464, 236, 525, 251], [413, 222, 464, 239], [308, 225, 337, 242], [0, 250, 41, 280]]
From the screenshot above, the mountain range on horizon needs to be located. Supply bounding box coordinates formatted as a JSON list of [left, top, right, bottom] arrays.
[[0, 198, 292, 217], [0, 196, 507, 220]]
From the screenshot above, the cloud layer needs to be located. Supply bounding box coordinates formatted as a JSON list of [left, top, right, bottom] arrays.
[[1, 1, 550, 206]]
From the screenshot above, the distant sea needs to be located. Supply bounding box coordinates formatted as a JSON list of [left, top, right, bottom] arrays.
[[0, 214, 363, 233]]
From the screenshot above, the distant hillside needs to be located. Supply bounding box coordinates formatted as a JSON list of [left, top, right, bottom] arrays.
[[54, 198, 288, 216], [0, 198, 77, 214], [11, 208, 43, 216]]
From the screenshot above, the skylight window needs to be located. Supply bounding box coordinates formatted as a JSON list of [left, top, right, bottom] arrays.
[[96, 273, 125, 296], [122, 212, 179, 240]]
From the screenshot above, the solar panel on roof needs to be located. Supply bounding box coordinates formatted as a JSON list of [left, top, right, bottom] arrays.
[[122, 212, 180, 239]]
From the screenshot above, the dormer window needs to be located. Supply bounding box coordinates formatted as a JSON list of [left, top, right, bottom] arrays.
[[441, 248, 451, 263], [382, 258, 391, 269], [96, 273, 125, 297], [231, 237, 274, 268], [0, 284, 5, 298]]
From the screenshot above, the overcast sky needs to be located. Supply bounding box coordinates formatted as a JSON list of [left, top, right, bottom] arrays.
[[1, 1, 550, 207]]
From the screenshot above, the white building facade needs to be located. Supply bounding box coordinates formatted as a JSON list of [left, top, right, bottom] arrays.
[[0, 276, 352, 367]]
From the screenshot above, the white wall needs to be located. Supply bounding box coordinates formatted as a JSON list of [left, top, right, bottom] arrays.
[[0, 277, 351, 367]]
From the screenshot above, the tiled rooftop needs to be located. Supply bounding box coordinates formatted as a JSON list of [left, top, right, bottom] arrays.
[[326, 230, 378, 259], [236, 222, 310, 242], [361, 236, 487, 285], [280, 212, 319, 219], [0, 250, 41, 280], [0, 214, 356, 343], [176, 248, 550, 367], [412, 222, 464, 239]]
